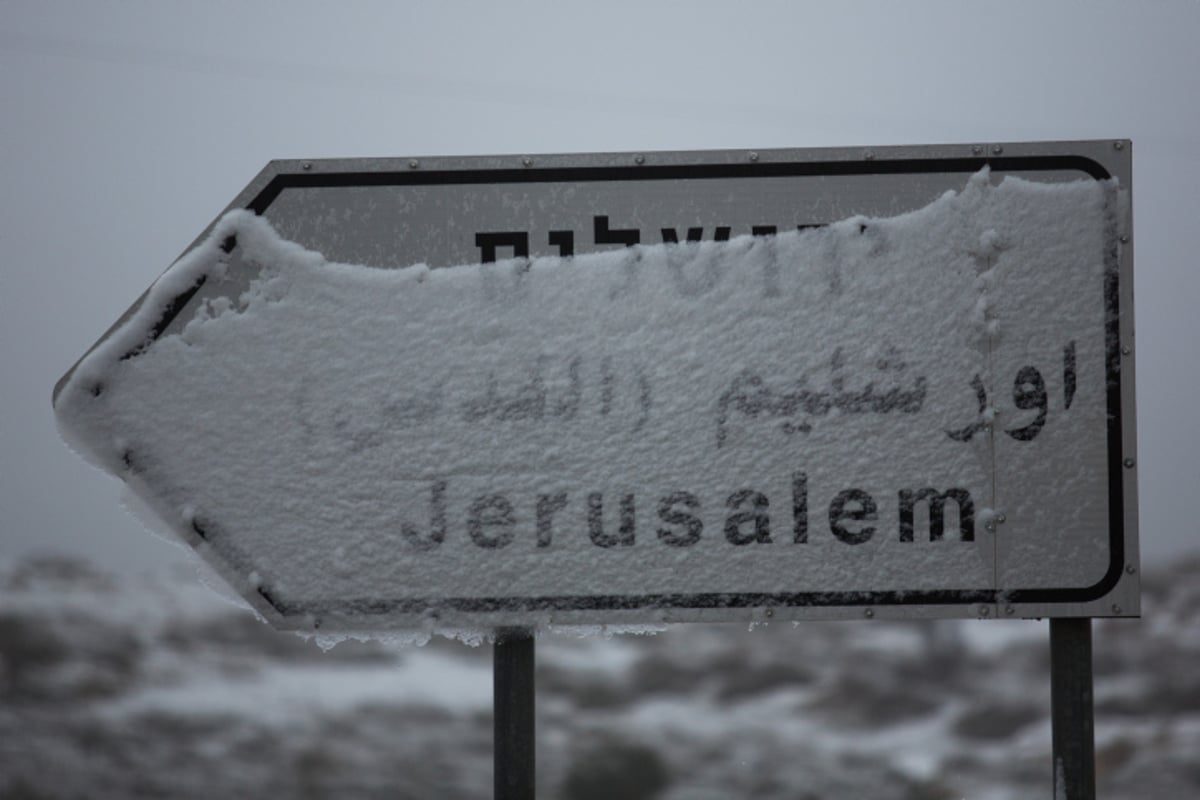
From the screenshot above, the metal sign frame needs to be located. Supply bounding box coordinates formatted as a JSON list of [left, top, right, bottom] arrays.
[[55, 141, 1139, 630]]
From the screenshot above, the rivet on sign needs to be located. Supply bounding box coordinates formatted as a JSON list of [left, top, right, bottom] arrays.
[[983, 424, 993, 435], [979, 606, 990, 617], [863, 150, 875, 161], [1111, 604, 1122, 614], [991, 145, 1004, 155], [764, 608, 774, 618], [972, 145, 984, 156], [1005, 605, 1015, 616], [864, 608, 875, 618], [749, 151, 759, 162], [1123, 457, 1136, 468], [634, 154, 645, 165], [996, 513, 1007, 524], [985, 521, 997, 532], [408, 159, 419, 169], [1119, 234, 1130, 243], [301, 161, 312, 171], [521, 157, 533, 167], [1113, 141, 1125, 151], [1125, 564, 1136, 575], [1121, 345, 1131, 355]]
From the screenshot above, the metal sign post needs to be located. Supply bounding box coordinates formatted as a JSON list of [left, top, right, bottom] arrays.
[[1051, 618, 1096, 799], [494, 628, 536, 800]]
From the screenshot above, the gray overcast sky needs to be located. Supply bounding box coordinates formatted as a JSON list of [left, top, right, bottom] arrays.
[[3, 0, 1198, 573]]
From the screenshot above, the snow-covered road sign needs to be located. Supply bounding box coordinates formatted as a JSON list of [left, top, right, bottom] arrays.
[[54, 142, 1138, 631]]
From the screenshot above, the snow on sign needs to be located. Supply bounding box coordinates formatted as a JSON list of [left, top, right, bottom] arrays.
[[54, 142, 1138, 632]]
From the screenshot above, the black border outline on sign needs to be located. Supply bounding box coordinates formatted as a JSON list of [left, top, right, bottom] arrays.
[[172, 154, 1127, 618]]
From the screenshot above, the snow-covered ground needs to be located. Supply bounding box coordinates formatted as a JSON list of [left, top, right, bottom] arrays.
[[1, 554, 1196, 799]]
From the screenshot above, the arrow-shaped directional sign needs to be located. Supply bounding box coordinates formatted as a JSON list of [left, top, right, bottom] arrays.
[[53, 143, 1138, 632]]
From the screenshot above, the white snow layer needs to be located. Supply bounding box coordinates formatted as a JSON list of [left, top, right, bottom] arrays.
[[54, 171, 1119, 631]]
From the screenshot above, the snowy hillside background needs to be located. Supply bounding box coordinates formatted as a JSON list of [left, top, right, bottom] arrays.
[[2, 556, 1197, 799]]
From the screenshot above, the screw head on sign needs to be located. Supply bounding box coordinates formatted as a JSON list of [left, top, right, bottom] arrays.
[[979, 606, 990, 617], [1005, 605, 1015, 616], [764, 608, 774, 618], [991, 145, 1004, 155], [1114, 141, 1125, 151], [634, 154, 645, 165], [972, 145, 984, 155], [521, 157, 532, 167], [301, 161, 312, 171], [996, 513, 1007, 524], [408, 159, 419, 169], [864, 608, 874, 619], [749, 151, 759, 162], [1124, 458, 1136, 468], [1125, 564, 1136, 575], [863, 150, 875, 161], [1112, 604, 1122, 614], [1121, 345, 1132, 355]]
